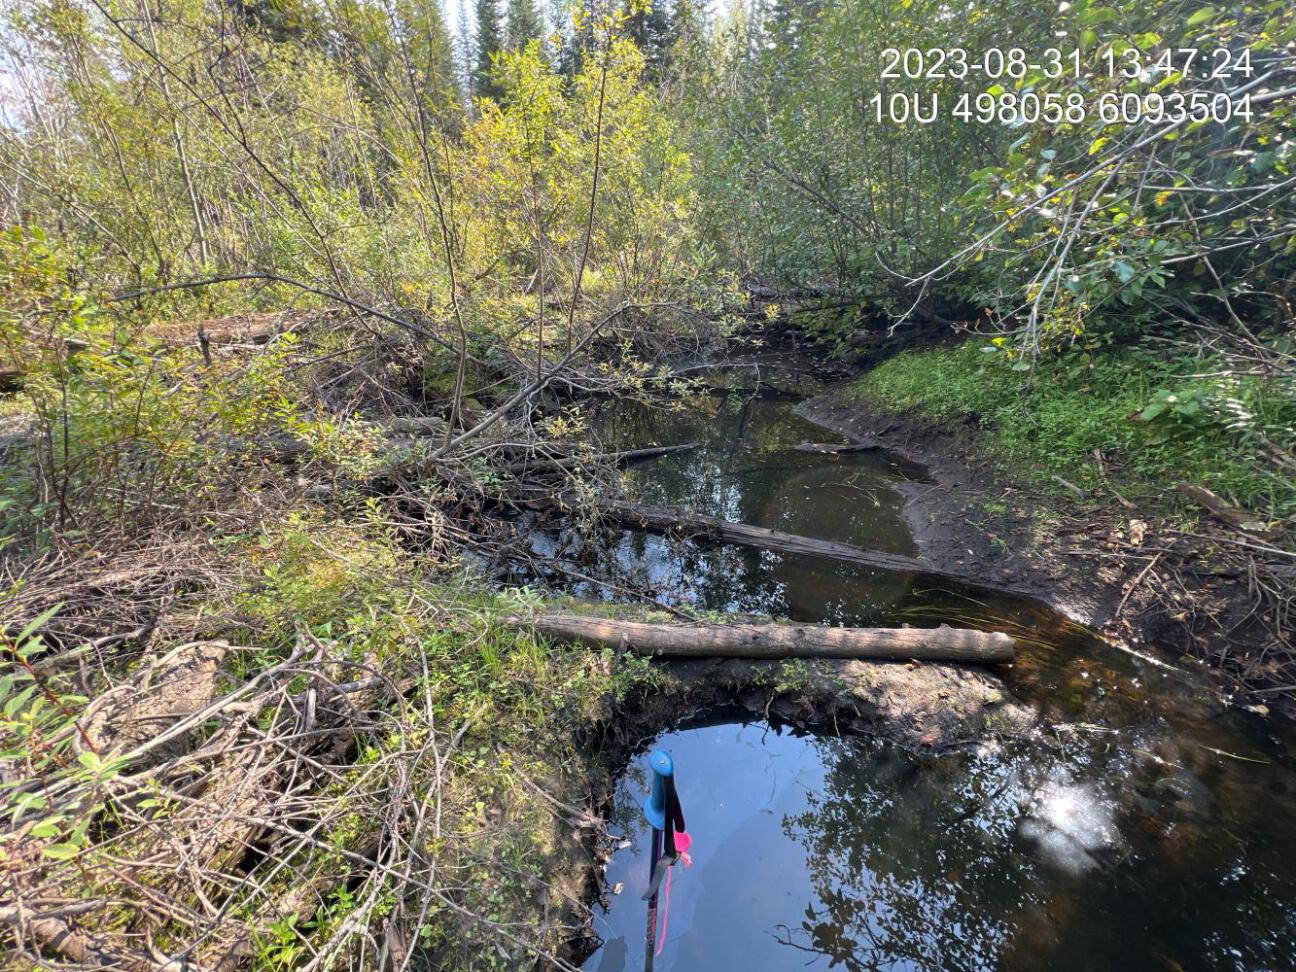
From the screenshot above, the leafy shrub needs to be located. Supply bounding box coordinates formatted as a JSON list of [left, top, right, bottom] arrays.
[[0, 227, 305, 544]]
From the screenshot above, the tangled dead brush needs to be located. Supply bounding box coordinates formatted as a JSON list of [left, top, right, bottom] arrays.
[[0, 223, 721, 971], [2, 571, 607, 971]]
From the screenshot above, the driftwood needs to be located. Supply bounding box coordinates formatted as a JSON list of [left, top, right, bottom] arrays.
[[503, 443, 698, 476], [0, 901, 162, 970], [532, 614, 1016, 662], [591, 499, 964, 582], [793, 441, 877, 454]]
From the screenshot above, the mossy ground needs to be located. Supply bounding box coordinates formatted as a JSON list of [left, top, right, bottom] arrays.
[[853, 341, 1296, 519]]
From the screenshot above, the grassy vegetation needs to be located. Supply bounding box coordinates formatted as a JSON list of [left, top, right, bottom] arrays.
[[854, 341, 1296, 519]]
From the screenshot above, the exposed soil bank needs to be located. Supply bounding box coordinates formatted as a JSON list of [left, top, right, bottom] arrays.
[[795, 388, 1266, 707], [590, 654, 1031, 754], [795, 392, 1118, 621]]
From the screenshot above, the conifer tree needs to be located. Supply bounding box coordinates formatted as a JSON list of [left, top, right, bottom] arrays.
[[403, 0, 460, 103], [624, 0, 672, 77], [457, 0, 476, 92], [505, 0, 544, 51], [474, 0, 505, 99]]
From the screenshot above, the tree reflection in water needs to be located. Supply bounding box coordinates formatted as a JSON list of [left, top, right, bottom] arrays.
[[780, 731, 1296, 972], [781, 739, 1033, 970]]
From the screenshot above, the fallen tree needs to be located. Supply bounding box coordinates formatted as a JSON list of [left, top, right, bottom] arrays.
[[793, 441, 878, 454], [530, 614, 1016, 662], [590, 499, 967, 583], [502, 442, 698, 476]]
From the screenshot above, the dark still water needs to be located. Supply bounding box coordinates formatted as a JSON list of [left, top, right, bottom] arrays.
[[508, 362, 1296, 971], [522, 389, 925, 624], [587, 719, 1296, 972]]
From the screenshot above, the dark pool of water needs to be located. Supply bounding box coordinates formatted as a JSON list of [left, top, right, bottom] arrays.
[[587, 719, 1296, 972], [521, 390, 925, 625], [508, 358, 1296, 971]]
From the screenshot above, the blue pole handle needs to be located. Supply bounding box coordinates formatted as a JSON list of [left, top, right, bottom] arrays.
[[642, 749, 674, 830]]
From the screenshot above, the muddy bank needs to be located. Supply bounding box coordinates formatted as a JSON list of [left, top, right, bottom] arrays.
[[589, 654, 1031, 754], [794, 388, 1247, 696]]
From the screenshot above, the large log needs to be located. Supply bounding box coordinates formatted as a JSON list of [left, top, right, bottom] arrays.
[[793, 441, 877, 454], [503, 443, 698, 476], [532, 614, 1016, 663], [593, 499, 959, 581]]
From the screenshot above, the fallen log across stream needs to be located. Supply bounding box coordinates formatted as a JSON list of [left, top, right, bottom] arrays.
[[502, 442, 698, 476], [530, 614, 1016, 662], [589, 499, 970, 584], [793, 441, 879, 454]]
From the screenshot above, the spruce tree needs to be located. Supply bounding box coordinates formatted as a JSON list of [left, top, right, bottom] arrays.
[[474, 0, 504, 99], [624, 0, 673, 77], [505, 0, 544, 51], [457, 0, 476, 92], [404, 0, 459, 101]]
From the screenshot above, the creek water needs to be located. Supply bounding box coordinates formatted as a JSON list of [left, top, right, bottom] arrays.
[[508, 360, 1296, 971]]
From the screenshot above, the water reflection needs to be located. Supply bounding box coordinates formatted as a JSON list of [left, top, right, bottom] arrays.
[[510, 388, 926, 622], [589, 722, 1296, 971], [553, 366, 1296, 970], [1018, 779, 1120, 874]]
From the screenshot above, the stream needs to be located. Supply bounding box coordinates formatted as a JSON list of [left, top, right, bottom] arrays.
[[504, 358, 1296, 971]]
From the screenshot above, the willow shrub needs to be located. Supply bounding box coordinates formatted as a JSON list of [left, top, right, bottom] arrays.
[[0, 226, 305, 545]]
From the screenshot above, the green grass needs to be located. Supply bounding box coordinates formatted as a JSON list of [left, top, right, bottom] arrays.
[[854, 341, 1296, 517]]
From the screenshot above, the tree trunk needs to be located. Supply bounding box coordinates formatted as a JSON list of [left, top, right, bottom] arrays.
[[530, 614, 1016, 663], [592, 499, 958, 581], [502, 443, 698, 475], [793, 442, 877, 454]]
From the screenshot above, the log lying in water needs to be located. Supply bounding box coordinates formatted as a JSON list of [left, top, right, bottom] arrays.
[[793, 441, 877, 454], [593, 499, 962, 582], [503, 443, 698, 476], [532, 614, 1016, 662]]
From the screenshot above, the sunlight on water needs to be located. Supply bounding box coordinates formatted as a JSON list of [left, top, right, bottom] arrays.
[[1019, 780, 1120, 874]]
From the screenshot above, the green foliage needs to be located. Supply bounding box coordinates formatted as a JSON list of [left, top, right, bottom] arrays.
[[674, 0, 1294, 367], [856, 341, 1296, 516], [681, 0, 1031, 298], [505, 0, 544, 52], [0, 607, 127, 863], [463, 33, 708, 350], [475, 0, 506, 98], [955, 0, 1295, 353], [234, 508, 407, 644], [0, 227, 305, 542], [2, 0, 716, 444]]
